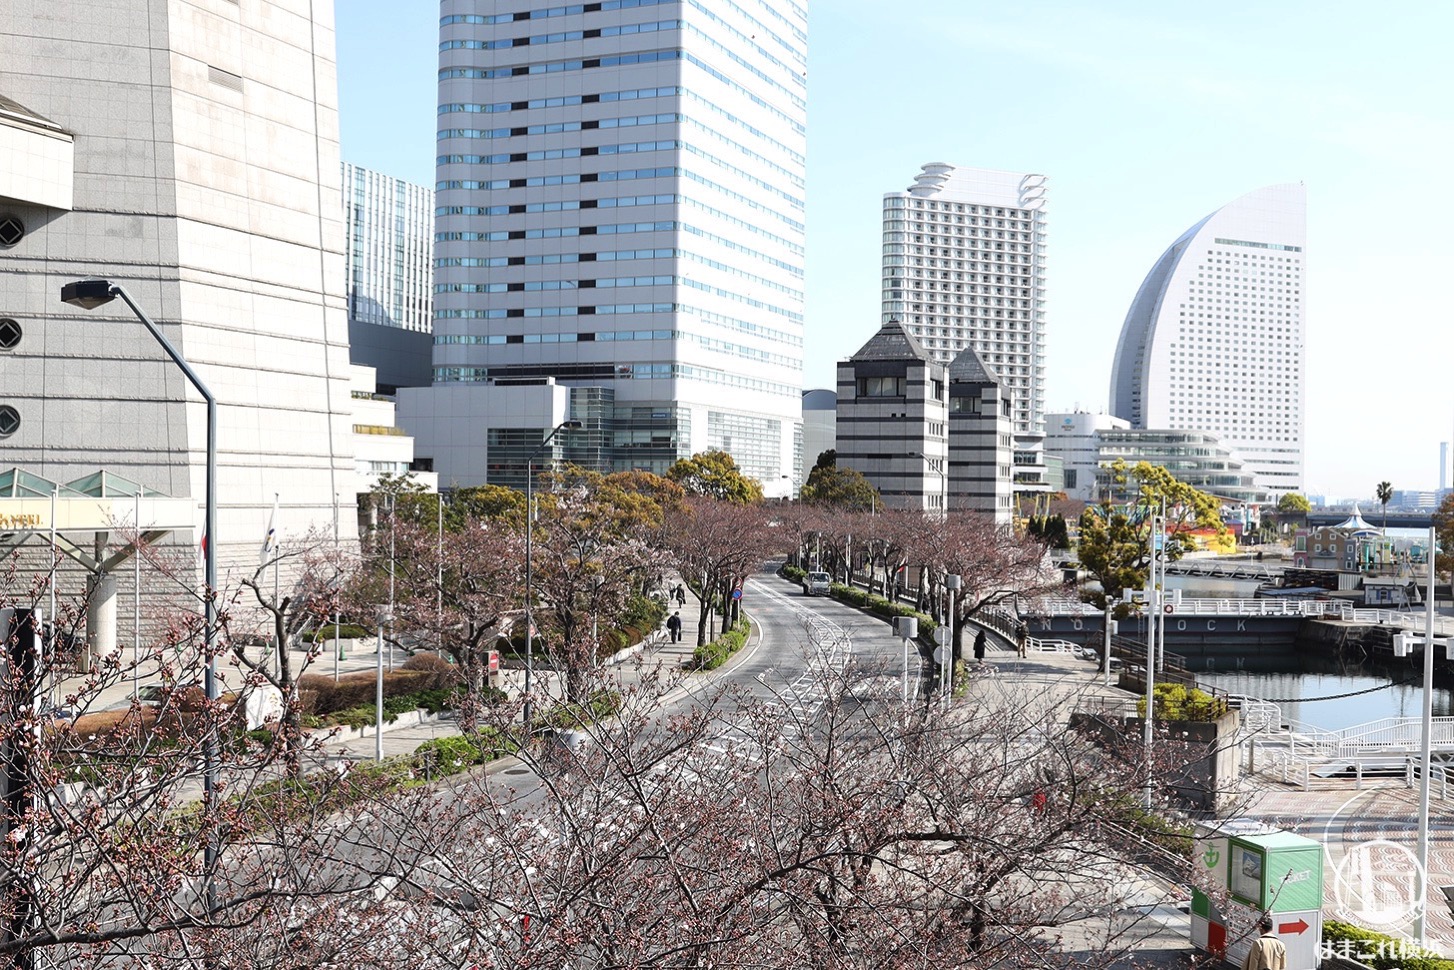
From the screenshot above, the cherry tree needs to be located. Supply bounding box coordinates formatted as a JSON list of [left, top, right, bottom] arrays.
[[662, 497, 772, 645]]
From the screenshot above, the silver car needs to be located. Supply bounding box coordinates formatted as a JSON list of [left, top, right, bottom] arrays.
[[802, 571, 832, 596]]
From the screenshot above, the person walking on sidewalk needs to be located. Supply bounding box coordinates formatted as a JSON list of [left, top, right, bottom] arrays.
[[973, 628, 987, 662], [675, 584, 687, 606], [1241, 916, 1286, 970], [666, 611, 683, 643]]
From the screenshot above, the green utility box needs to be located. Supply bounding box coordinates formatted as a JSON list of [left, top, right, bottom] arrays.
[[1192, 821, 1323, 968]]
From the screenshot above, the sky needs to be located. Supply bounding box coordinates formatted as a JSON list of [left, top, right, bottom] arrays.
[[334, 1, 1454, 503]]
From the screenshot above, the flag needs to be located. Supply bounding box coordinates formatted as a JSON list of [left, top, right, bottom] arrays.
[[260, 495, 279, 566]]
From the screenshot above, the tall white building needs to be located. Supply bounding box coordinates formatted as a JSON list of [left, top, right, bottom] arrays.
[[1, 1, 357, 577], [1109, 184, 1306, 496], [399, 0, 807, 495], [882, 163, 1049, 490]]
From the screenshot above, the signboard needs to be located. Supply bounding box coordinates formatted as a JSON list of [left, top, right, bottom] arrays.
[[731, 587, 743, 600], [488, 650, 500, 674]]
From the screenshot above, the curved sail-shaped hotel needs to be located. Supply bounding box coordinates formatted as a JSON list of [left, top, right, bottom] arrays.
[[1108, 184, 1306, 497]]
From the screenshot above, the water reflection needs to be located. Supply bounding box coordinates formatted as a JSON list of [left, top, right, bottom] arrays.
[[1197, 645, 1453, 732]]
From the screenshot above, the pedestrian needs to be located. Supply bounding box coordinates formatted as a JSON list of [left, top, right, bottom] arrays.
[[1016, 623, 1028, 658], [666, 611, 682, 644], [973, 628, 987, 662], [675, 583, 686, 606], [1241, 916, 1287, 970]]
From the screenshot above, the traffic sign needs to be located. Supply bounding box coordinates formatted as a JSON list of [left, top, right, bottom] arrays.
[[932, 645, 948, 664], [731, 587, 743, 600], [934, 627, 951, 646]]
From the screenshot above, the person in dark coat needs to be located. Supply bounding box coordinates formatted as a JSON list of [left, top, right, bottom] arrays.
[[666, 611, 683, 643], [973, 628, 987, 662]]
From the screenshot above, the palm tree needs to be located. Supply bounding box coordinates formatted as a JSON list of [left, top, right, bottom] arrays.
[[1376, 481, 1393, 532]]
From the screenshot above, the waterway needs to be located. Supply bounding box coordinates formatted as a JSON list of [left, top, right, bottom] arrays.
[[1198, 655, 1454, 732]]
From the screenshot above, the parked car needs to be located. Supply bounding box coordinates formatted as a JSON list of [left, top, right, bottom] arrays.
[[802, 571, 832, 596]]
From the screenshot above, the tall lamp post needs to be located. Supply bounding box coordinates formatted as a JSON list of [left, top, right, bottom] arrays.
[[912, 450, 948, 517], [60, 279, 219, 909], [523, 419, 581, 729]]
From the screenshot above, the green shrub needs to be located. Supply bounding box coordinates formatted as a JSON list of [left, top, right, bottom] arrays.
[[311, 623, 369, 642], [1322, 920, 1454, 969], [413, 730, 512, 774], [537, 691, 622, 730], [828, 585, 936, 639], [1136, 682, 1228, 722], [781, 564, 806, 582], [692, 619, 750, 671]]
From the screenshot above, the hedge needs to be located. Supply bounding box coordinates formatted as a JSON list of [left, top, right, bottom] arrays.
[[692, 619, 750, 671], [600, 593, 669, 657], [829, 583, 938, 640], [1321, 920, 1454, 969], [781, 564, 807, 583], [298, 658, 465, 718], [311, 623, 370, 642]]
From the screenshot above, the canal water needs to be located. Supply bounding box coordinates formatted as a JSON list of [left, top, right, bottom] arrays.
[[1172, 566, 1451, 732], [1198, 658, 1454, 733]]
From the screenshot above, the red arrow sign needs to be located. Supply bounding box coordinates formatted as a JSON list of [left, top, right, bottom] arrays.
[[1277, 918, 1309, 935]]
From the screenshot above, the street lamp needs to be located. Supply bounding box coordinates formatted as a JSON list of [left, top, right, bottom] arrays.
[[60, 278, 219, 908], [943, 573, 962, 705], [912, 450, 948, 517], [523, 419, 582, 729]]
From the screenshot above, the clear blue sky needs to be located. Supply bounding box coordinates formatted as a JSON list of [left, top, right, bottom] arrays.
[[335, 1, 1454, 502]]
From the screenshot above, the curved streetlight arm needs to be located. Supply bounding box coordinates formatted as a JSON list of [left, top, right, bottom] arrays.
[[61, 278, 219, 911]]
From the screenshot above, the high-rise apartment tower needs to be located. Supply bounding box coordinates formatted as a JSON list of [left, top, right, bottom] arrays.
[[1109, 184, 1306, 496], [882, 163, 1048, 490], [400, 0, 808, 495]]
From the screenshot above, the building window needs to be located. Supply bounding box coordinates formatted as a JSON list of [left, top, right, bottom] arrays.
[[857, 376, 905, 398], [0, 319, 20, 350], [0, 405, 17, 437]]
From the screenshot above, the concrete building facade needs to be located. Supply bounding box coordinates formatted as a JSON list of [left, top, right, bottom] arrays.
[[800, 388, 836, 483], [1108, 184, 1306, 496], [399, 0, 807, 499], [835, 322, 948, 513], [946, 346, 1013, 523], [882, 163, 1049, 491], [0, 2, 358, 581]]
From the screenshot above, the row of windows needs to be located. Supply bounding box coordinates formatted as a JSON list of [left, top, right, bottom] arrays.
[[438, 84, 678, 117], [436, 192, 676, 216], [441, 0, 670, 27], [438, 48, 805, 134], [436, 247, 803, 297], [439, 19, 679, 52], [433, 327, 801, 368], [437, 274, 801, 321], [438, 133, 804, 213], [443, 86, 805, 173], [435, 300, 802, 346], [436, 214, 802, 261], [435, 361, 799, 396], [438, 111, 680, 141]]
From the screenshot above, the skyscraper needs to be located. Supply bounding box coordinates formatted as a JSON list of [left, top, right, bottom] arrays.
[[881, 163, 1049, 491], [399, 0, 808, 495], [1109, 184, 1306, 496]]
